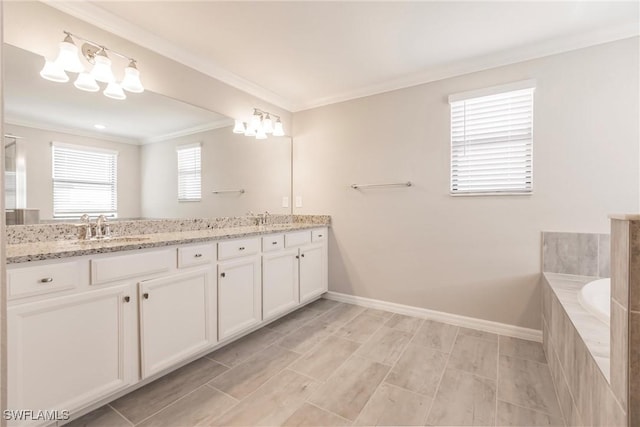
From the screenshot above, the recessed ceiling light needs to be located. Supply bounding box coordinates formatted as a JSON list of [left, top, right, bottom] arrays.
[[94, 124, 106, 130]]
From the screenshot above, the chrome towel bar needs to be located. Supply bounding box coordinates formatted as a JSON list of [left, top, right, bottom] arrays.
[[212, 189, 245, 194], [351, 181, 412, 189]]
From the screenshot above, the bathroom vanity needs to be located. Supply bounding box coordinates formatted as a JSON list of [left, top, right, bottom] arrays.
[[6, 222, 328, 423]]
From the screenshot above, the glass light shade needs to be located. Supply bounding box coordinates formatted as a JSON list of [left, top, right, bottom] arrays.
[[55, 40, 84, 73], [40, 59, 69, 83], [233, 120, 246, 134], [250, 112, 262, 132], [74, 72, 100, 92], [121, 65, 144, 93], [91, 54, 115, 83], [103, 82, 126, 100], [262, 114, 274, 134], [272, 119, 285, 137], [255, 127, 267, 140], [244, 126, 256, 137]]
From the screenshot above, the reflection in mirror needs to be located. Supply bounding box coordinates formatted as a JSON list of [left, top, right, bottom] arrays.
[[3, 44, 292, 224]]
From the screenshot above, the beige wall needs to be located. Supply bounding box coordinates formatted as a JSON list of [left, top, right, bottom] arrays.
[[5, 124, 141, 220], [141, 127, 291, 218], [292, 38, 640, 329]]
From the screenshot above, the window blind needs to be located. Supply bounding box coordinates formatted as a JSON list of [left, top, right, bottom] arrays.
[[52, 143, 118, 217], [449, 82, 534, 195], [177, 144, 201, 201]]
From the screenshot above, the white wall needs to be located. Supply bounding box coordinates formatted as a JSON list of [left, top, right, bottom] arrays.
[[5, 124, 141, 220], [292, 38, 640, 329], [141, 127, 291, 218]]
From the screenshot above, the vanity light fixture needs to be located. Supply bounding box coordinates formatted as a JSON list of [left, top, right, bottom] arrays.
[[39, 31, 144, 101], [233, 108, 285, 139]]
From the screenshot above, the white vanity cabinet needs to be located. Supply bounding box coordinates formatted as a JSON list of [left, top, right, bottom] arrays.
[[262, 244, 300, 321], [138, 267, 216, 378], [7, 282, 136, 420], [284, 227, 329, 303]]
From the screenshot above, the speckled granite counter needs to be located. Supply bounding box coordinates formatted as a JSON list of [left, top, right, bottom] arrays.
[[7, 221, 329, 264]]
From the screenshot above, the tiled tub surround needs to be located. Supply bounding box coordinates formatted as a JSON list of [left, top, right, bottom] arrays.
[[542, 231, 610, 277], [6, 215, 330, 263]]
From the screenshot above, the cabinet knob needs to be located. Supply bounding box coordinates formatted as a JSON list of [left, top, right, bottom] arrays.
[[301, 253, 305, 258], [296, 255, 299, 259], [239, 247, 245, 251], [39, 277, 54, 283], [272, 241, 278, 245], [318, 234, 323, 238], [194, 253, 203, 258], [221, 272, 226, 278], [143, 292, 149, 300], [123, 296, 131, 303]]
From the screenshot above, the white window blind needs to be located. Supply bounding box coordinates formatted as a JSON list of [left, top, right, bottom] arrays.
[[177, 143, 201, 201], [449, 81, 535, 195], [52, 143, 118, 217]]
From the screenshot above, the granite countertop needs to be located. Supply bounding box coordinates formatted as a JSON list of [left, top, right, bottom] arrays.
[[7, 222, 328, 264], [543, 272, 610, 380]]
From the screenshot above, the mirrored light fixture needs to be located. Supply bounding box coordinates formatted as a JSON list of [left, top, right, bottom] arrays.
[[233, 108, 285, 140], [40, 30, 144, 101]]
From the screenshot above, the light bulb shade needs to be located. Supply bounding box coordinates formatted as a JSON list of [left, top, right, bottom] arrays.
[[91, 54, 115, 83], [272, 120, 285, 137], [244, 126, 256, 137], [262, 114, 274, 134], [103, 82, 126, 100], [255, 127, 267, 140], [121, 65, 144, 93], [40, 59, 69, 83], [233, 120, 246, 134], [74, 72, 100, 92], [55, 40, 84, 73], [250, 112, 262, 132]]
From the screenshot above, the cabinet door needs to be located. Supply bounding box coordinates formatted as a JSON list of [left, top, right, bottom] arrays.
[[218, 256, 261, 340], [263, 248, 299, 321], [299, 243, 327, 303], [8, 284, 135, 415], [139, 268, 215, 378]]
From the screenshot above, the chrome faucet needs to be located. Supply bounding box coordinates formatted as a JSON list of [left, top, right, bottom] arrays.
[[257, 211, 270, 225], [95, 215, 111, 238], [80, 214, 92, 240]]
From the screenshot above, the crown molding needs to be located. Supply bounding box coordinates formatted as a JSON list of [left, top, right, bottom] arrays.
[[141, 118, 234, 144], [42, 0, 295, 112], [291, 24, 640, 112], [5, 117, 142, 145]]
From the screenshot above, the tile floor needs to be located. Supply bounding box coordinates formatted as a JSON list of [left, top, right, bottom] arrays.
[[67, 299, 565, 426]]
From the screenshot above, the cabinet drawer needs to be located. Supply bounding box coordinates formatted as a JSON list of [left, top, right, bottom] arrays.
[[91, 250, 173, 285], [312, 228, 328, 242], [8, 261, 81, 299], [285, 231, 312, 248], [178, 244, 216, 268], [262, 235, 284, 252], [218, 238, 260, 260]]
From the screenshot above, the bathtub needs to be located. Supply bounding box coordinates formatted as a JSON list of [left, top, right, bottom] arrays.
[[578, 278, 610, 325]]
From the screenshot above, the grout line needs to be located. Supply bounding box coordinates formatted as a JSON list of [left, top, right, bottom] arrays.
[[130, 384, 210, 426], [423, 326, 459, 425], [205, 383, 240, 403], [204, 355, 232, 369], [496, 398, 564, 419], [107, 404, 134, 427], [304, 401, 353, 424]]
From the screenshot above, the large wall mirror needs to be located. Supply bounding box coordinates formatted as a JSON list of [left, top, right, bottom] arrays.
[[3, 43, 292, 224]]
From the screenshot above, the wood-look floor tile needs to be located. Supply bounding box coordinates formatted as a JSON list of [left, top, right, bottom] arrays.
[[496, 401, 565, 426], [212, 370, 319, 426], [316, 304, 365, 328], [354, 383, 431, 426], [207, 328, 284, 367], [278, 321, 339, 354], [308, 355, 390, 420], [413, 320, 459, 353], [385, 343, 448, 397], [65, 405, 131, 427], [355, 326, 412, 365], [498, 355, 562, 419], [137, 385, 237, 427], [334, 312, 386, 343], [458, 327, 499, 343], [306, 298, 343, 312], [426, 368, 496, 426], [499, 336, 547, 363], [111, 358, 227, 425], [385, 313, 424, 334], [448, 334, 499, 379], [290, 335, 361, 381], [362, 307, 394, 319], [283, 403, 351, 426], [209, 344, 300, 399], [265, 307, 322, 335]]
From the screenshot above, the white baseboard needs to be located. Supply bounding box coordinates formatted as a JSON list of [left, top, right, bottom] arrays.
[[323, 291, 542, 342]]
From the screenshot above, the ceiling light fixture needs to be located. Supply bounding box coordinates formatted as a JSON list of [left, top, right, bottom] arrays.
[[40, 30, 144, 101], [233, 108, 285, 139]]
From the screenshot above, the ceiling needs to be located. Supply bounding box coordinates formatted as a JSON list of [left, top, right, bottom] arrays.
[[4, 44, 231, 144], [53, 1, 638, 112]]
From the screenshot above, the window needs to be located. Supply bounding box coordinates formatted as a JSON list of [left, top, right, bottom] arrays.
[[52, 142, 118, 217], [177, 143, 201, 201], [449, 80, 535, 195]]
